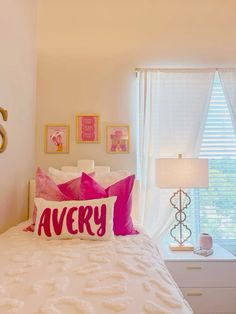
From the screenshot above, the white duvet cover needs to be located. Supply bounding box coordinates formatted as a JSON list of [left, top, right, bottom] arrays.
[[0, 221, 193, 314]]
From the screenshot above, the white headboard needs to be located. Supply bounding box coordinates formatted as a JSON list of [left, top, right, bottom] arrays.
[[29, 160, 140, 222]]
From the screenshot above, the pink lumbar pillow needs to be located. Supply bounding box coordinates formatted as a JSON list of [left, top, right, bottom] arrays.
[[79, 172, 138, 236], [34, 197, 116, 240], [24, 167, 83, 232]]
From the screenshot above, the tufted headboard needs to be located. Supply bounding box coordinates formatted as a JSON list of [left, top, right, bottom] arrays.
[[29, 160, 140, 222]]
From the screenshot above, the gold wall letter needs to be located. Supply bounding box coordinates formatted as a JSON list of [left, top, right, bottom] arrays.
[[0, 107, 8, 153]]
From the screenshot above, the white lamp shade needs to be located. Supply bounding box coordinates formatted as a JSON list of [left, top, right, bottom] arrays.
[[156, 158, 208, 188]]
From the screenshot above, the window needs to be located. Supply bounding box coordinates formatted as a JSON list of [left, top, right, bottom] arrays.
[[191, 72, 236, 248], [136, 69, 236, 249]]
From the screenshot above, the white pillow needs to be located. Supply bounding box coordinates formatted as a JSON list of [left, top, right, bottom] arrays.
[[48, 167, 81, 184], [94, 166, 110, 174], [61, 166, 81, 173], [77, 160, 95, 172], [34, 197, 116, 241], [94, 170, 131, 188]]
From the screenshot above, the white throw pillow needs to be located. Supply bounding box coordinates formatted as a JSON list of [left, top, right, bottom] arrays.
[[48, 167, 81, 184], [61, 166, 81, 173], [94, 170, 131, 188], [77, 160, 95, 172], [34, 197, 116, 241]]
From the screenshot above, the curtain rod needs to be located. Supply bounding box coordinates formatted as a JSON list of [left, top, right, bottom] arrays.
[[135, 67, 236, 72]]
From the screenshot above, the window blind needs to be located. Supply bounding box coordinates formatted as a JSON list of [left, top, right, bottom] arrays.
[[196, 73, 236, 245]]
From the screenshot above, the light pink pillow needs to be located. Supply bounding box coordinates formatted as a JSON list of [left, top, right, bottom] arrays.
[[24, 167, 82, 232], [33, 167, 71, 224], [34, 197, 116, 240], [79, 172, 138, 236]]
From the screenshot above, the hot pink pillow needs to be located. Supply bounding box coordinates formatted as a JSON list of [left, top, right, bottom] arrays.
[[79, 172, 138, 236], [58, 176, 82, 200], [79, 172, 107, 200], [24, 168, 82, 232]]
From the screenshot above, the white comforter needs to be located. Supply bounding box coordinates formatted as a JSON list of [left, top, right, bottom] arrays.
[[0, 221, 193, 314]]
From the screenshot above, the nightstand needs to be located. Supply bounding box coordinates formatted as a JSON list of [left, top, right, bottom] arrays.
[[159, 243, 236, 314]]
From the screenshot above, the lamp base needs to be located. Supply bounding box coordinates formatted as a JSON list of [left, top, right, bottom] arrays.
[[169, 243, 194, 251]]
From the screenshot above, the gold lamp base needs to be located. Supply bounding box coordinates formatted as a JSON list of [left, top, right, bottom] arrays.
[[169, 243, 194, 251]]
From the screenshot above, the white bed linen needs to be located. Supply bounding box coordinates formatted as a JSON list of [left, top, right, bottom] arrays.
[[0, 221, 193, 314]]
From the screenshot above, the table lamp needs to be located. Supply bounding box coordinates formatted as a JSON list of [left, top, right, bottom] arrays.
[[156, 154, 208, 251]]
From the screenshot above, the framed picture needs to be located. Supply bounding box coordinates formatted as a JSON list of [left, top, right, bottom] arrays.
[[76, 114, 100, 143], [45, 125, 69, 154], [106, 124, 130, 153]]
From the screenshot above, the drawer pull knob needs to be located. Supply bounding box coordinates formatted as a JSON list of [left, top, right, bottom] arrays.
[[187, 292, 203, 297], [186, 266, 202, 270]]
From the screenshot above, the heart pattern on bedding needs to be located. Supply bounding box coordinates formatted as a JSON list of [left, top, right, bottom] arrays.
[[32, 276, 70, 296], [40, 296, 95, 314], [0, 222, 193, 314], [84, 272, 127, 295], [0, 297, 24, 314], [102, 296, 133, 312], [144, 300, 172, 314]]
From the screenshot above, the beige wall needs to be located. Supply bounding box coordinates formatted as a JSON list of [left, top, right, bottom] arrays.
[[0, 1, 36, 232], [37, 0, 236, 172]]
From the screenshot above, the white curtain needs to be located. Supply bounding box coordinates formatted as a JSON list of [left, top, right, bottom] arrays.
[[218, 69, 236, 136], [137, 69, 215, 240]]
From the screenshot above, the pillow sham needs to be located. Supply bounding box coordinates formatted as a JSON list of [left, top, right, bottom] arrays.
[[34, 197, 116, 240], [79, 172, 138, 236]]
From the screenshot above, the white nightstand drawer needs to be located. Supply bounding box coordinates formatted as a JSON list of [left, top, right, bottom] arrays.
[[166, 261, 236, 287], [181, 287, 236, 313]]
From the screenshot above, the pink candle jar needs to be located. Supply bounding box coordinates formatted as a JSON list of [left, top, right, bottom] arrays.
[[199, 233, 213, 250]]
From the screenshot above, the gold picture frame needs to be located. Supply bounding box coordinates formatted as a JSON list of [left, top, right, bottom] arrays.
[[45, 124, 69, 154], [106, 124, 130, 154], [76, 114, 100, 143]]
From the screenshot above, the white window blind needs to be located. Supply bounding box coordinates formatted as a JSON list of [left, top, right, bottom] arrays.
[[193, 72, 236, 246]]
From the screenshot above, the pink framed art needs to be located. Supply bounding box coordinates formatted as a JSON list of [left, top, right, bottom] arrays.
[[45, 125, 69, 154], [106, 124, 130, 153], [76, 114, 100, 143]]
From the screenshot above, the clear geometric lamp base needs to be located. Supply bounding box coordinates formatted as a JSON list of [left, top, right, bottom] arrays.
[[169, 188, 194, 252]]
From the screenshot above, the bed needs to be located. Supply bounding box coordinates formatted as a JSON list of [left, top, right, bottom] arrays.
[[0, 160, 193, 314]]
